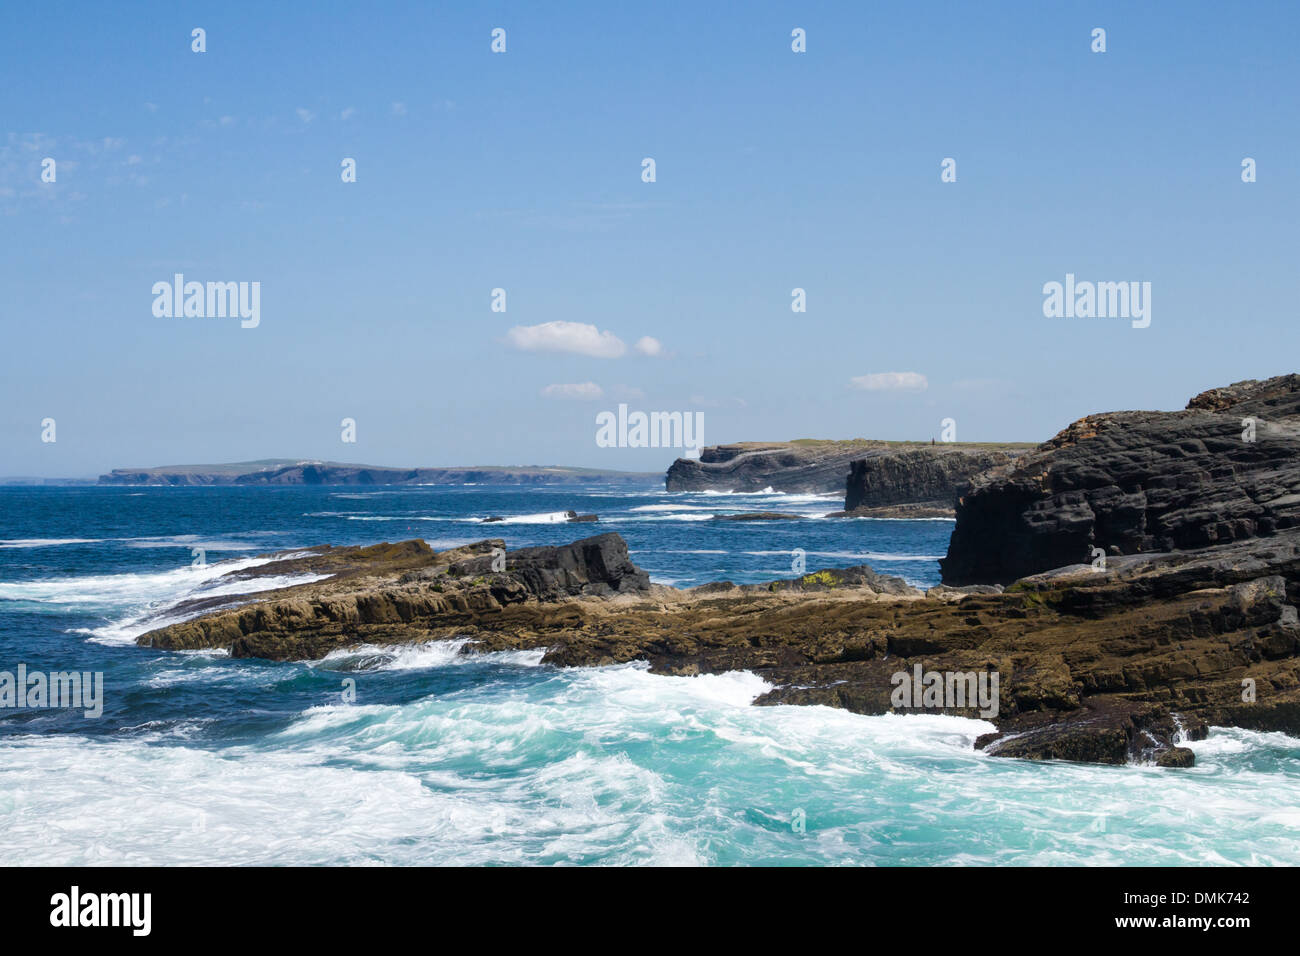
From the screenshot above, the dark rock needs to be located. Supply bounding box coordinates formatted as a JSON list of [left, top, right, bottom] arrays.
[[1156, 747, 1196, 768], [941, 374, 1300, 585], [480, 533, 647, 599], [844, 447, 1024, 512]]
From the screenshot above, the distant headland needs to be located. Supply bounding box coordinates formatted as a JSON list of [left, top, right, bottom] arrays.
[[96, 460, 661, 486]]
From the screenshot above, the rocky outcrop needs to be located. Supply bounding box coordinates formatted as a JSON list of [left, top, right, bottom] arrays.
[[843, 446, 1025, 513], [99, 460, 657, 486], [135, 524, 1300, 769], [941, 375, 1300, 585]]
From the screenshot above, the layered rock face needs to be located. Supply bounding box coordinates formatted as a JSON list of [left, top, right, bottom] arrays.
[[665, 441, 875, 493], [138, 534, 650, 660], [941, 375, 1300, 586], [665, 440, 1032, 501], [843, 447, 1023, 512]]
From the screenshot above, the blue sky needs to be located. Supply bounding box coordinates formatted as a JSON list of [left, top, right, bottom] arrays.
[[3, 1, 1298, 477]]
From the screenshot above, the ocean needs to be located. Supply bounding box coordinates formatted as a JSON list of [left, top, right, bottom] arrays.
[[0, 484, 1297, 866]]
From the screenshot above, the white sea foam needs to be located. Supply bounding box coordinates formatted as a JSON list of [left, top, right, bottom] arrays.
[[315, 640, 548, 672], [122, 534, 262, 551], [458, 511, 587, 525], [82, 570, 332, 645], [0, 664, 1294, 866], [0, 556, 331, 644], [0, 556, 274, 606]]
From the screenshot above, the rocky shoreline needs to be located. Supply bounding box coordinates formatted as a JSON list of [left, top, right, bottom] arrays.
[[132, 375, 1300, 770], [134, 528, 1300, 768]]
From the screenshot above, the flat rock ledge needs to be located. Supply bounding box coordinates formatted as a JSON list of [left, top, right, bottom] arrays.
[[135, 530, 1300, 770]]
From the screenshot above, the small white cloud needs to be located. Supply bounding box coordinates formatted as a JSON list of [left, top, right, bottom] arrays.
[[219, 116, 235, 127], [633, 335, 664, 357], [612, 384, 646, 400], [126, 155, 142, 165], [296, 108, 316, 124], [506, 321, 627, 359], [391, 102, 407, 116], [144, 103, 158, 113], [340, 107, 356, 120], [540, 382, 604, 400], [850, 372, 928, 392]]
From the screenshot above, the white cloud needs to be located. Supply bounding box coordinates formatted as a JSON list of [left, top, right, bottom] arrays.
[[850, 372, 928, 392], [296, 108, 316, 124], [340, 107, 356, 120], [506, 321, 627, 358], [540, 382, 604, 400], [633, 335, 664, 357]]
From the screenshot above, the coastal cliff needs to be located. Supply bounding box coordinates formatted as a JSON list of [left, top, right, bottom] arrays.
[[665, 441, 879, 494], [843, 447, 1023, 513], [665, 440, 1031, 516], [941, 375, 1300, 585]]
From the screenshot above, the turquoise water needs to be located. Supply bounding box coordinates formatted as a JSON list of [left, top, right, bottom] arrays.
[[1, 485, 1297, 865]]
